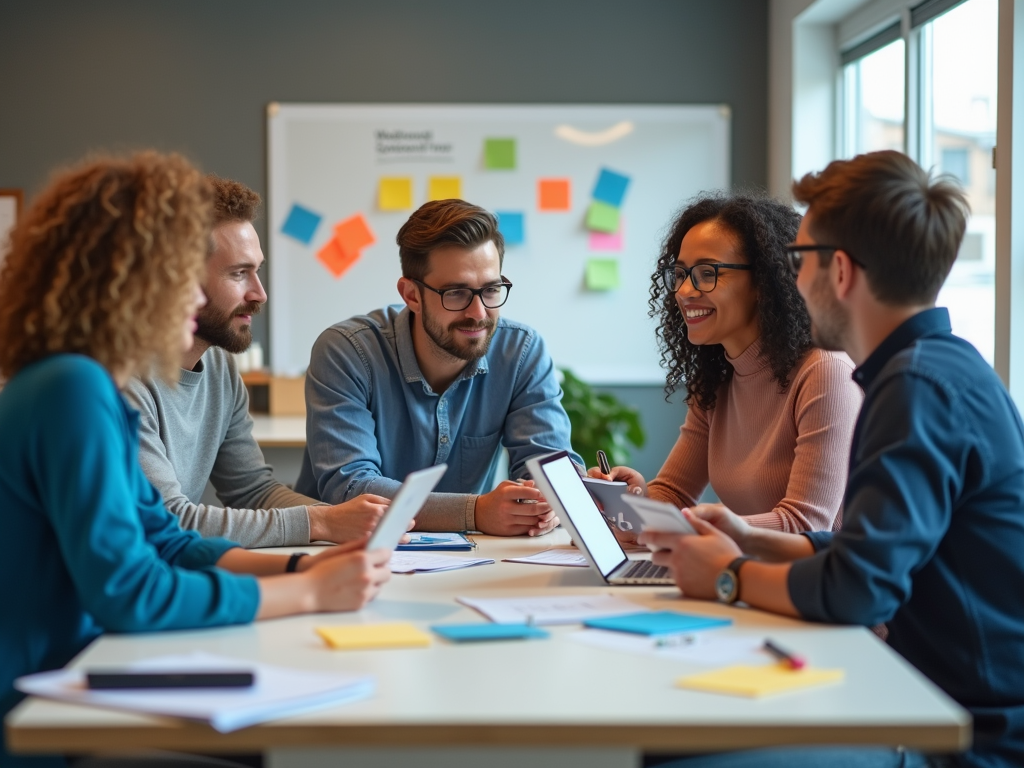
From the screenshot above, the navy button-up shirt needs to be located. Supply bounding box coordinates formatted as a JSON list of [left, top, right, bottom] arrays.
[[789, 308, 1024, 767], [296, 305, 581, 531]]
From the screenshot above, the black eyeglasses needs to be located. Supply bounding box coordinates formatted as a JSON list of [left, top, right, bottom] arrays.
[[784, 244, 868, 277], [412, 277, 513, 311], [661, 263, 751, 294]]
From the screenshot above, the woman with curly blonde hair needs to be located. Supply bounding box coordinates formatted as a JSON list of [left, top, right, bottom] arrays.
[[0, 152, 391, 767]]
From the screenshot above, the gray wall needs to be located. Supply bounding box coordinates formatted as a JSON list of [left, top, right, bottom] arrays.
[[0, 0, 768, 481]]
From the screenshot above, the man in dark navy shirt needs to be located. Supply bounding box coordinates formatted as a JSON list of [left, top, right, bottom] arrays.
[[642, 151, 1024, 768]]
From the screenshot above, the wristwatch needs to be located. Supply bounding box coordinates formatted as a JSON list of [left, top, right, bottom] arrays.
[[715, 556, 753, 604]]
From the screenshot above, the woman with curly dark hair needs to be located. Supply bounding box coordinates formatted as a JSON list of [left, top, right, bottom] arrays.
[[592, 192, 861, 533]]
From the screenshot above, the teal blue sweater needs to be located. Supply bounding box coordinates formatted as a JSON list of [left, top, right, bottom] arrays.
[[0, 355, 260, 767]]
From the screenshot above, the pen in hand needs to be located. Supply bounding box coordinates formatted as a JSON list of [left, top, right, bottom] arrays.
[[597, 449, 611, 476], [513, 478, 539, 505]]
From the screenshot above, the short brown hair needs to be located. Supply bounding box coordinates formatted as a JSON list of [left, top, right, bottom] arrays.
[[792, 150, 969, 306], [208, 175, 261, 226], [396, 199, 504, 281], [0, 152, 212, 381]]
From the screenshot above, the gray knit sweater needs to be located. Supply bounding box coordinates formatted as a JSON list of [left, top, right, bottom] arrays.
[[125, 348, 315, 548]]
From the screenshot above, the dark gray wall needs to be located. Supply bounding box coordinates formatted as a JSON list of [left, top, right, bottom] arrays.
[[0, 0, 768, 480]]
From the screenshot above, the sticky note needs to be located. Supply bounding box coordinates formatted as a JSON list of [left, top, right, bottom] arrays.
[[334, 213, 376, 256], [317, 238, 361, 279], [280, 203, 322, 245], [428, 176, 463, 201], [584, 611, 732, 636], [538, 178, 571, 211], [379, 177, 413, 211], [588, 217, 624, 251], [484, 138, 516, 170], [431, 623, 550, 642], [676, 663, 845, 698], [592, 167, 631, 207], [496, 211, 525, 246], [585, 258, 620, 291], [317, 623, 432, 650], [586, 201, 620, 233]]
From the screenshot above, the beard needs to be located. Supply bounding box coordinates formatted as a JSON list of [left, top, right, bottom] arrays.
[[195, 300, 262, 354], [807, 272, 849, 352], [421, 307, 497, 362]]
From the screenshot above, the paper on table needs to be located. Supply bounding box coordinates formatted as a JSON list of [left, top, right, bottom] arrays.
[[389, 551, 494, 573], [457, 594, 645, 626], [317, 623, 431, 650], [14, 651, 374, 733], [503, 549, 589, 567], [677, 663, 845, 698], [569, 629, 768, 667], [397, 532, 474, 551]]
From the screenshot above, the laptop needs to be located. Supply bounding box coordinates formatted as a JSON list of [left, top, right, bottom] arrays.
[[526, 451, 675, 586], [366, 463, 448, 551]]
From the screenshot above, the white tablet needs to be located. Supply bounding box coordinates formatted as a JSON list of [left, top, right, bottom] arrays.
[[580, 477, 638, 531], [366, 464, 448, 551], [619, 495, 697, 550]]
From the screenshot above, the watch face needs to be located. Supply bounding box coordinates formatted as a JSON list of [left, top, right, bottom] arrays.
[[715, 570, 737, 603]]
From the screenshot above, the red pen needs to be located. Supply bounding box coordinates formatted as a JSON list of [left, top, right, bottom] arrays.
[[763, 639, 807, 670]]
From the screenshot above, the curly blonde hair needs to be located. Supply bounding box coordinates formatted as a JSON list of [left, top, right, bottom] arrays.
[[0, 151, 212, 382]]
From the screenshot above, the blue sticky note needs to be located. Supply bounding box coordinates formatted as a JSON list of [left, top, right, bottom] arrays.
[[431, 623, 550, 642], [496, 211, 525, 245], [591, 168, 631, 208], [584, 611, 732, 636], [280, 204, 323, 245]]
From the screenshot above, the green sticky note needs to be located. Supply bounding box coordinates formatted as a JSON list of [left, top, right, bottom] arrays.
[[484, 138, 516, 170], [586, 201, 620, 233], [586, 258, 620, 291]]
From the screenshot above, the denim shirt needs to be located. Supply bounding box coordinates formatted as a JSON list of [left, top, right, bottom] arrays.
[[296, 305, 581, 531], [789, 308, 1024, 768]]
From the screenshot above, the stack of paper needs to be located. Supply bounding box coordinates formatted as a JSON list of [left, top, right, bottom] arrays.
[[676, 663, 845, 698], [317, 623, 432, 650], [503, 549, 589, 567], [15, 651, 374, 733], [389, 551, 494, 573], [457, 594, 645, 626], [397, 533, 474, 551], [569, 629, 766, 667]]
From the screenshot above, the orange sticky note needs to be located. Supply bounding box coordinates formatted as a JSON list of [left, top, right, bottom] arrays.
[[538, 178, 571, 211], [317, 238, 361, 279], [334, 213, 376, 255]]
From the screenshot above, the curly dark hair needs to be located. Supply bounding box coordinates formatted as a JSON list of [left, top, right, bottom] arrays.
[[649, 192, 809, 410]]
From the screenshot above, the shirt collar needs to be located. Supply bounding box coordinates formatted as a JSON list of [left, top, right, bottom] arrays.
[[852, 307, 952, 390], [394, 306, 490, 387]]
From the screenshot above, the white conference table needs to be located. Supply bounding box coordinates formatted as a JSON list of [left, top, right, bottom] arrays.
[[6, 531, 970, 768], [250, 415, 306, 448]]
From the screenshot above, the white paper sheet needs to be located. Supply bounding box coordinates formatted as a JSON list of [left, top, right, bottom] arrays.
[[568, 629, 769, 666], [503, 549, 589, 567], [389, 552, 494, 573], [15, 651, 374, 732], [457, 594, 645, 625]]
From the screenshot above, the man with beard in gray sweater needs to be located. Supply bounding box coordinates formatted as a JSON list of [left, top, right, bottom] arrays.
[[126, 177, 390, 548]]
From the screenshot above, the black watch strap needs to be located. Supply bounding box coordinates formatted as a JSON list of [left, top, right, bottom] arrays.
[[727, 556, 753, 577], [285, 552, 309, 573]]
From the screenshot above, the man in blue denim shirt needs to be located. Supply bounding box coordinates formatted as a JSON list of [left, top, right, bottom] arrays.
[[641, 151, 1024, 768], [296, 200, 581, 535]]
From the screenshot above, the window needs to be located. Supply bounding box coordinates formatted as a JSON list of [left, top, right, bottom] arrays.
[[839, 0, 997, 363]]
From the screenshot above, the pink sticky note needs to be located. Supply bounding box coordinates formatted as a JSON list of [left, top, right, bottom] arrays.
[[588, 217, 624, 251]]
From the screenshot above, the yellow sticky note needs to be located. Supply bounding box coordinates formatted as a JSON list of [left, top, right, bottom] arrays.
[[677, 663, 844, 698], [317, 623, 432, 650], [378, 177, 413, 211], [428, 176, 462, 201]]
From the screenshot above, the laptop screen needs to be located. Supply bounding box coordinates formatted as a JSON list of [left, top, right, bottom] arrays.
[[536, 453, 628, 578]]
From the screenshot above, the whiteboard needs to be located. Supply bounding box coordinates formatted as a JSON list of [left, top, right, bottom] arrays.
[[268, 104, 730, 384]]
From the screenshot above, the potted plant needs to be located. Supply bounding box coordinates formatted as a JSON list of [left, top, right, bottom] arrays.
[[559, 368, 646, 468]]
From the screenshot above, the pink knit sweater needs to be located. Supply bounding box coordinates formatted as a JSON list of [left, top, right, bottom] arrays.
[[647, 340, 862, 532]]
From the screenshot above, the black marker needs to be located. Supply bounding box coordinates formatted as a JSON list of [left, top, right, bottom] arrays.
[[597, 450, 612, 475], [86, 671, 255, 690]]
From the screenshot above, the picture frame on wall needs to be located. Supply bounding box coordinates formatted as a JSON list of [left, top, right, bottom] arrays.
[[0, 189, 22, 259]]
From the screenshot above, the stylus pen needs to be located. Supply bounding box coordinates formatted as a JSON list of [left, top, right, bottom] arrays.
[[597, 450, 611, 475], [513, 478, 539, 504], [763, 639, 807, 670], [86, 671, 255, 690]]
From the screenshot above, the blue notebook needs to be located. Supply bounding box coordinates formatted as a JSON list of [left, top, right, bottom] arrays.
[[431, 623, 550, 642], [397, 533, 474, 551], [583, 611, 732, 636]]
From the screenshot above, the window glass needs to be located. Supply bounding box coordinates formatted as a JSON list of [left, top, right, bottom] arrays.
[[842, 39, 905, 157], [926, 0, 998, 363]]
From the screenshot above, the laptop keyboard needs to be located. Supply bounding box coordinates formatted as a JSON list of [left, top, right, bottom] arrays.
[[619, 559, 671, 582]]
